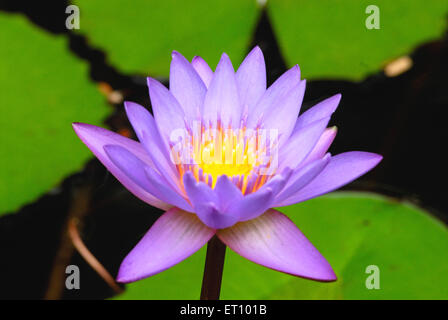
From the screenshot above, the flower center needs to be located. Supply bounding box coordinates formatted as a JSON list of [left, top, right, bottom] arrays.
[[171, 122, 277, 194]]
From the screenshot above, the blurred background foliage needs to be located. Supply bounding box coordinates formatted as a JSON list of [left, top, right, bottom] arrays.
[[268, 0, 448, 79], [73, 0, 260, 76], [0, 0, 447, 300], [0, 14, 110, 214]]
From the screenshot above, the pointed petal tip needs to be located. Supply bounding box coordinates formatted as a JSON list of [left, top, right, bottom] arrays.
[[293, 64, 301, 76], [221, 52, 230, 59], [146, 76, 152, 87], [285, 264, 337, 282], [282, 64, 301, 82], [116, 259, 169, 283], [373, 153, 383, 164], [248, 45, 263, 57], [360, 151, 383, 165], [217, 52, 234, 69], [123, 100, 137, 113], [123, 101, 149, 119], [146, 77, 161, 88], [330, 93, 342, 105], [301, 266, 337, 282], [72, 122, 93, 136], [72, 122, 81, 130], [147, 77, 168, 93], [115, 270, 133, 284]]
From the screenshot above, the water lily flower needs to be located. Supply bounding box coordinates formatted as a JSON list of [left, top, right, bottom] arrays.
[[73, 47, 382, 283]]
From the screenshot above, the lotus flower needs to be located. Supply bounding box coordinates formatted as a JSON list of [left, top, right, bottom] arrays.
[[73, 47, 382, 283]]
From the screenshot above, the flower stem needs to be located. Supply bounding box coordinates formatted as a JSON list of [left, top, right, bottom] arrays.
[[200, 235, 227, 300]]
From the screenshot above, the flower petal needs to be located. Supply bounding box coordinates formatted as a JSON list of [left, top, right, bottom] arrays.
[[214, 175, 243, 210], [147, 77, 186, 146], [301, 127, 337, 167], [279, 151, 383, 206], [117, 208, 215, 283], [263, 80, 306, 146], [191, 56, 213, 88], [183, 172, 239, 229], [217, 209, 336, 281], [203, 53, 241, 128], [293, 94, 341, 133], [72, 123, 169, 210], [194, 202, 240, 229], [231, 169, 291, 222], [274, 154, 330, 206], [228, 187, 274, 222], [257, 168, 292, 195], [145, 166, 193, 212], [236, 46, 266, 111], [279, 117, 330, 170], [170, 51, 207, 120], [183, 171, 218, 205], [104, 144, 192, 212], [124, 101, 182, 194], [247, 65, 301, 129]]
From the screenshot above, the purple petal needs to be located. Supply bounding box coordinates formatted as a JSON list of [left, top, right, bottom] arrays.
[[217, 209, 336, 281], [279, 151, 383, 206], [214, 175, 243, 210], [183, 171, 218, 205], [233, 169, 291, 222], [104, 144, 153, 192], [191, 56, 213, 88], [117, 208, 215, 282], [263, 80, 306, 146], [124, 101, 182, 194], [301, 127, 337, 167], [257, 168, 292, 195], [170, 51, 207, 120], [203, 53, 241, 128], [279, 117, 330, 170], [193, 202, 240, 229], [183, 172, 239, 229], [236, 46, 266, 111], [228, 187, 274, 222], [247, 65, 301, 129], [104, 144, 191, 212], [293, 94, 341, 134], [147, 77, 186, 146], [72, 123, 169, 210], [274, 154, 331, 206], [145, 166, 193, 212]]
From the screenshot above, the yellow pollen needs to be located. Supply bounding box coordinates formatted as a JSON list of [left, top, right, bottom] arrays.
[[173, 123, 275, 193]]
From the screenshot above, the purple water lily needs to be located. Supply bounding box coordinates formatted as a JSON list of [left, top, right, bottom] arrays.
[[73, 47, 382, 284]]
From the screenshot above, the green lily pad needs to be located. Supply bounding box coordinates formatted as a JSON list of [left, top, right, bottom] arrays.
[[267, 0, 448, 80], [72, 0, 261, 76], [115, 192, 448, 299], [0, 14, 110, 215]]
